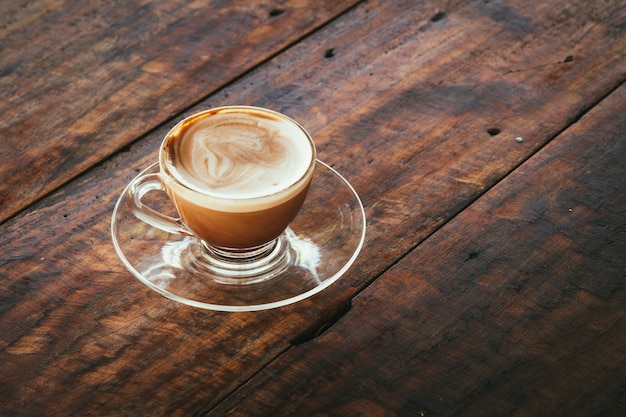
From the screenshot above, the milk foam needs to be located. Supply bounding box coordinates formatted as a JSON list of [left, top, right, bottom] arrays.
[[166, 109, 314, 200]]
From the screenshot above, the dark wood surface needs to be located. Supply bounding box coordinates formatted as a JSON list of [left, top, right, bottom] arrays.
[[1, 0, 625, 416], [209, 81, 626, 417]]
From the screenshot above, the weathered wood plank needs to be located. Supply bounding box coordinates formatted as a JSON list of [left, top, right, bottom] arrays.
[[208, 79, 626, 417], [0, 0, 358, 222], [1, 0, 625, 415]]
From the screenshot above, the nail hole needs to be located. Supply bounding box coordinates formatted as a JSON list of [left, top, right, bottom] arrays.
[[465, 251, 479, 262], [487, 127, 501, 136], [269, 8, 285, 17], [430, 11, 446, 22], [324, 48, 335, 58]]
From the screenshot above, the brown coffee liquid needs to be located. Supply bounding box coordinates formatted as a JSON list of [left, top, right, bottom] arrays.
[[168, 181, 311, 248]]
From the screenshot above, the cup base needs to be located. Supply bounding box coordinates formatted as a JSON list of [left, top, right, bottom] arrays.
[[191, 238, 291, 285]]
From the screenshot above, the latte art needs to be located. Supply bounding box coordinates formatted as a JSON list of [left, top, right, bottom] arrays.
[[164, 108, 314, 200], [182, 117, 293, 197]]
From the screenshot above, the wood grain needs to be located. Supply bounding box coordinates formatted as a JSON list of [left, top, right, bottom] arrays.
[[1, 0, 625, 415], [0, 0, 358, 222], [208, 78, 626, 417]]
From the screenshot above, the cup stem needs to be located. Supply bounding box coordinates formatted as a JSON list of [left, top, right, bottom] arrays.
[[190, 236, 292, 285], [204, 240, 279, 263]]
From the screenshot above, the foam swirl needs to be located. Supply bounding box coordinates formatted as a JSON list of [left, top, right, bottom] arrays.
[[168, 111, 313, 199]]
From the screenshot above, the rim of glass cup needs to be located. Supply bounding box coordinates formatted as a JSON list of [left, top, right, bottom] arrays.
[[159, 105, 317, 204]]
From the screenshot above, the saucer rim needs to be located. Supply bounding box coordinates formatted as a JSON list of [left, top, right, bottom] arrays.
[[111, 159, 366, 311]]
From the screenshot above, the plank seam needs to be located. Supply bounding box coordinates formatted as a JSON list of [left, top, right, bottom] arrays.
[[351, 74, 626, 305]]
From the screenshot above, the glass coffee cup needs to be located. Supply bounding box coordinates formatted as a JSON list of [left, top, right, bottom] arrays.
[[127, 106, 316, 282]]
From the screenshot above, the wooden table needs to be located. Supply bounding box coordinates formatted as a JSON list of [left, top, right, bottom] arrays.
[[1, 0, 625, 415]]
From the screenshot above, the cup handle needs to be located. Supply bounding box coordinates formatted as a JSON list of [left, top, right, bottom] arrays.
[[125, 173, 192, 235]]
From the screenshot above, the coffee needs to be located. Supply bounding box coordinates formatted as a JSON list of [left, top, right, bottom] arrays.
[[159, 106, 315, 249]]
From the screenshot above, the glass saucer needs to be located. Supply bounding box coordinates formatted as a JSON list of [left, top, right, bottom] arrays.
[[111, 160, 366, 311]]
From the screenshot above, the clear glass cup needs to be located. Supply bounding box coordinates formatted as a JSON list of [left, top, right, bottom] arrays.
[[126, 106, 316, 283]]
